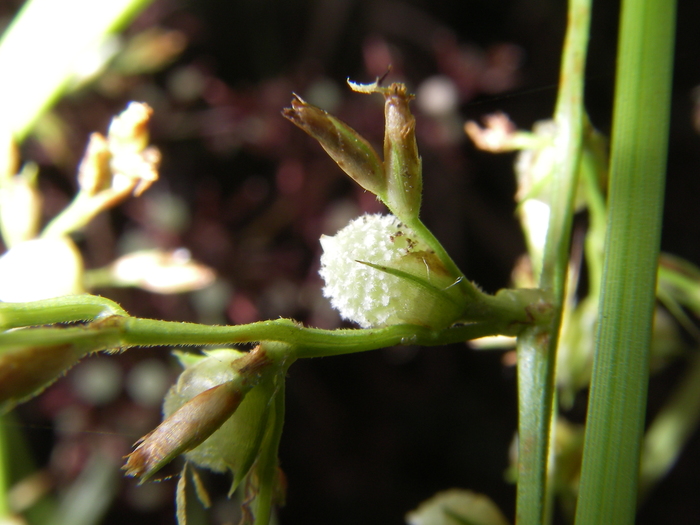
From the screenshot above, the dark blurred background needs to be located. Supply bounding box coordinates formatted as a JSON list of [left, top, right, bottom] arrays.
[[5, 0, 700, 523]]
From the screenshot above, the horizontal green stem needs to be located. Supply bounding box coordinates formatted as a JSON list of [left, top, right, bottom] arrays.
[[0, 295, 126, 330], [0, 314, 528, 359]]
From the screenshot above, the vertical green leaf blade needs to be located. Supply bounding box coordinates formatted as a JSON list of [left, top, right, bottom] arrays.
[[575, 0, 676, 523]]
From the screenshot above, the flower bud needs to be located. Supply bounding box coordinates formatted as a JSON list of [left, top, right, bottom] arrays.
[[282, 95, 386, 199], [99, 248, 215, 294], [319, 214, 467, 329], [106, 102, 160, 198], [0, 161, 42, 248], [381, 83, 422, 221], [124, 348, 279, 493], [77, 132, 111, 196], [0, 237, 84, 302], [41, 103, 161, 239], [406, 489, 510, 525], [113, 28, 187, 75], [0, 343, 85, 413], [348, 80, 423, 221], [123, 376, 246, 481], [108, 101, 153, 154]]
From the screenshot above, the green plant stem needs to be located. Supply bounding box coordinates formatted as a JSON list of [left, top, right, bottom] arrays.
[[407, 217, 553, 328], [406, 217, 481, 301], [0, 414, 57, 522], [0, 295, 126, 330], [0, 415, 9, 519], [0, 0, 153, 141], [639, 352, 700, 500], [515, 326, 557, 525], [515, 0, 590, 523], [574, 0, 676, 523], [658, 255, 700, 314], [0, 314, 532, 359], [540, 5, 589, 296], [41, 193, 111, 240], [580, 120, 608, 294], [657, 259, 700, 339], [248, 384, 287, 524]]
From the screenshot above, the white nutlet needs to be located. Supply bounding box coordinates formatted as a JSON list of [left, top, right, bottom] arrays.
[[319, 214, 467, 329]]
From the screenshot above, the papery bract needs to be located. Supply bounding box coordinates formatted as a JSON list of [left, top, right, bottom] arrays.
[[162, 348, 279, 494]]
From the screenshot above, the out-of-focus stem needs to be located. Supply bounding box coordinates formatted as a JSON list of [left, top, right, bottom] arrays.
[[515, 0, 591, 523], [0, 0, 153, 140]]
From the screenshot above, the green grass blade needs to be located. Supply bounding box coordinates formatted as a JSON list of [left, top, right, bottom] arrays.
[[574, 0, 676, 523]]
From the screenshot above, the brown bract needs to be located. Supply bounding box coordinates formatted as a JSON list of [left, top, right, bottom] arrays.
[[282, 95, 386, 198], [123, 380, 244, 481], [0, 343, 82, 413]]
